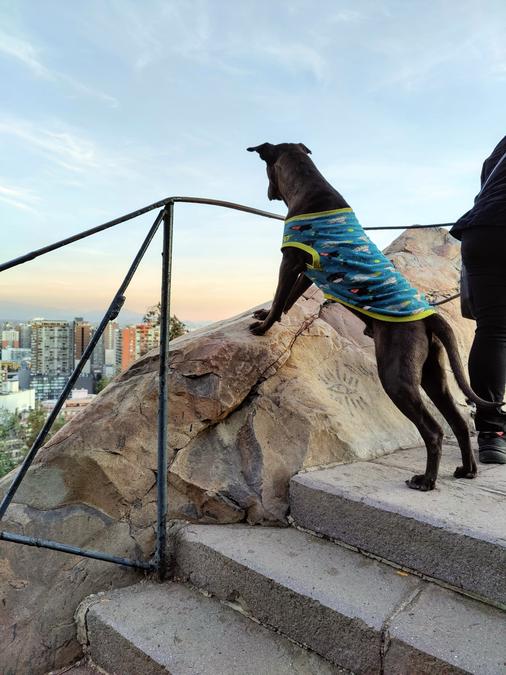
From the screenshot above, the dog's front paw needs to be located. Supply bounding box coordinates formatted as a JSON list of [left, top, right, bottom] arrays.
[[406, 474, 436, 491], [249, 321, 269, 335], [454, 465, 477, 479], [253, 308, 269, 320]]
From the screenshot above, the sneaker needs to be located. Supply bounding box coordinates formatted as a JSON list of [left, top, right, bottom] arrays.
[[478, 431, 506, 464]]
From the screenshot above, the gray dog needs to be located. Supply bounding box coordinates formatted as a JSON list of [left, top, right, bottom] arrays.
[[247, 142, 499, 491]]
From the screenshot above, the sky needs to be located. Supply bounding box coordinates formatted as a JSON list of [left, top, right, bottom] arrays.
[[1, 0, 505, 324]]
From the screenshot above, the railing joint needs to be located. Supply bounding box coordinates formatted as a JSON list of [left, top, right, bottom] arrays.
[[107, 294, 126, 321]]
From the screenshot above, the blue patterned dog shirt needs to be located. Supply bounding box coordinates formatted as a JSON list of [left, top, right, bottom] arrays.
[[282, 208, 435, 322]]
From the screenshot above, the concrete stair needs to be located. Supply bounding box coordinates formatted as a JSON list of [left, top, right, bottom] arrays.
[[290, 444, 506, 606], [76, 445, 506, 675], [77, 581, 343, 675], [174, 524, 505, 675]]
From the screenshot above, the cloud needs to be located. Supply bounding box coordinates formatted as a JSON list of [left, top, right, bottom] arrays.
[[259, 43, 328, 82], [0, 117, 151, 181], [0, 116, 168, 199], [0, 118, 100, 172], [0, 29, 49, 77], [0, 182, 39, 213], [329, 9, 363, 23], [94, 0, 328, 83], [0, 28, 117, 106], [369, 34, 468, 92], [367, 5, 506, 92]]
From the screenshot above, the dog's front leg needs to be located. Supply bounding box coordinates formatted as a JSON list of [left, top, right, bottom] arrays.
[[282, 273, 312, 315], [250, 250, 304, 335], [254, 273, 311, 322]]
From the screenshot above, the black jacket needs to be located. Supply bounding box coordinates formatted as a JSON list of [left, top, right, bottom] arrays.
[[450, 136, 506, 240]]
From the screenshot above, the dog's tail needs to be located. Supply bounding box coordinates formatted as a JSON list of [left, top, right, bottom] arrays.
[[425, 313, 502, 409]]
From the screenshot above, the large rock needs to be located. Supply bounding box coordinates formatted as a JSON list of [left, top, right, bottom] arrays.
[[0, 228, 473, 672]]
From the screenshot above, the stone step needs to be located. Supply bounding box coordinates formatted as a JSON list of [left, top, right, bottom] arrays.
[[78, 581, 343, 675], [290, 444, 506, 606], [175, 524, 506, 675]]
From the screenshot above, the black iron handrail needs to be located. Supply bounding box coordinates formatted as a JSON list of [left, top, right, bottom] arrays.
[[0, 196, 458, 579]]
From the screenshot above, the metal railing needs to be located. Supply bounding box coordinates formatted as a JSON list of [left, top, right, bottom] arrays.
[[0, 196, 458, 579]]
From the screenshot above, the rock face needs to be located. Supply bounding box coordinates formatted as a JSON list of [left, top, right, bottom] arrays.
[[0, 227, 473, 673]]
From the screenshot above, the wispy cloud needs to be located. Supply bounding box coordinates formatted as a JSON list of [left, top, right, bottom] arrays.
[[0, 28, 48, 77], [0, 182, 39, 213], [0, 28, 117, 106], [0, 118, 100, 172], [0, 116, 164, 194], [96, 0, 329, 82], [368, 6, 506, 92], [259, 43, 328, 82], [329, 9, 363, 23], [369, 32, 469, 92]]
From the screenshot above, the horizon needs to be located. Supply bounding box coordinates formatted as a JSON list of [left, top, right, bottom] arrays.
[[0, 310, 210, 329], [2, 1, 506, 321]]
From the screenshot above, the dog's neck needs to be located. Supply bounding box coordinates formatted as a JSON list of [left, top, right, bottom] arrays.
[[275, 154, 350, 218]]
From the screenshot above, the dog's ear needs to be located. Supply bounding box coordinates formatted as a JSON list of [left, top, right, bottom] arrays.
[[247, 143, 277, 164], [298, 143, 312, 155]]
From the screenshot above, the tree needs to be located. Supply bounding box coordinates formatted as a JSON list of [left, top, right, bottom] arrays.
[[143, 303, 160, 325], [0, 410, 22, 440], [23, 405, 67, 449], [169, 316, 187, 340], [0, 405, 68, 478], [23, 406, 47, 449], [0, 449, 17, 478], [96, 376, 111, 393], [143, 303, 187, 340], [0, 410, 23, 478]]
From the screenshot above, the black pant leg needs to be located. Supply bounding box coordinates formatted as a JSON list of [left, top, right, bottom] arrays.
[[461, 227, 506, 431]]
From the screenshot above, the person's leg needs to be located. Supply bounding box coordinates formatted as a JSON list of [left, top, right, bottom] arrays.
[[461, 227, 506, 463]]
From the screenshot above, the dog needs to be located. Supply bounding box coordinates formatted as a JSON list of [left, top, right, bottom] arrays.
[[247, 142, 500, 491]]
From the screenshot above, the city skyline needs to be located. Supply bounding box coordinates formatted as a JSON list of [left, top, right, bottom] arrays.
[[2, 2, 506, 321], [0, 310, 207, 329], [0, 313, 173, 407]]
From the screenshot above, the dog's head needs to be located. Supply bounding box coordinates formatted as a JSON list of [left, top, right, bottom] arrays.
[[247, 142, 312, 201]]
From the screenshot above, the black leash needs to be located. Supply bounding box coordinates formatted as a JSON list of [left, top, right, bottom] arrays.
[[430, 292, 460, 307]]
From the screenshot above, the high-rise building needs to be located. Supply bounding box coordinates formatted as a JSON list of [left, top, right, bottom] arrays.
[[121, 324, 160, 371], [31, 373, 69, 401], [137, 323, 160, 358], [18, 361, 31, 390], [73, 317, 93, 374], [1, 347, 31, 363], [103, 321, 120, 377], [16, 323, 32, 349], [2, 329, 19, 349], [103, 321, 119, 351], [121, 326, 137, 371], [91, 330, 105, 375], [31, 320, 72, 376]]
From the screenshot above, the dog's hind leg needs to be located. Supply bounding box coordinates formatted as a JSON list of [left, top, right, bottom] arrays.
[[375, 326, 443, 491], [421, 336, 477, 480]]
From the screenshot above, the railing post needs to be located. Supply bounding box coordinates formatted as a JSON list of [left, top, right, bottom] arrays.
[[155, 202, 173, 580]]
